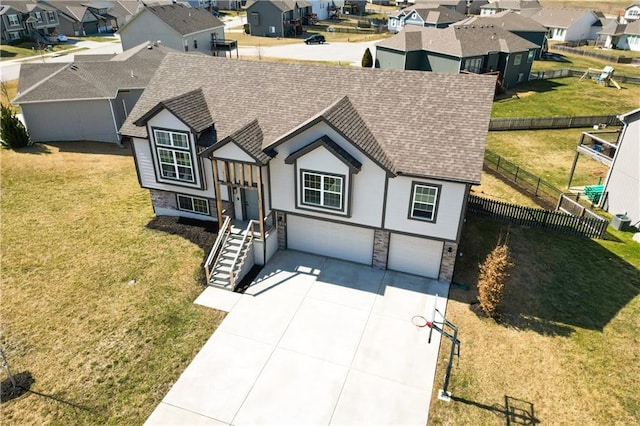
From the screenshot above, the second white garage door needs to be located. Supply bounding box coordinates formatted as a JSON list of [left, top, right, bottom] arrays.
[[388, 234, 443, 279], [287, 215, 374, 265]]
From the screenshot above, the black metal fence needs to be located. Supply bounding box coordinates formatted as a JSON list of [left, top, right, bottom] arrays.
[[484, 150, 563, 208], [468, 194, 609, 239]]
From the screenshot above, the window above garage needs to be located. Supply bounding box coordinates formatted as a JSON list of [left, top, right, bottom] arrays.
[[302, 170, 344, 211], [409, 182, 441, 223]]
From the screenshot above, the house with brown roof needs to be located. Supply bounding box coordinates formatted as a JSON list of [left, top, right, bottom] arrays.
[[13, 41, 173, 143], [119, 54, 495, 287], [376, 24, 539, 89], [389, 6, 466, 32], [479, 0, 541, 16], [117, 3, 228, 55], [531, 8, 601, 42]]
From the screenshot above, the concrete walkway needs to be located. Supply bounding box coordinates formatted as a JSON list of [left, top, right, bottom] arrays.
[[146, 251, 449, 425]]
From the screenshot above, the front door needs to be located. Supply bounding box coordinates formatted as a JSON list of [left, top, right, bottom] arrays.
[[242, 188, 260, 221]]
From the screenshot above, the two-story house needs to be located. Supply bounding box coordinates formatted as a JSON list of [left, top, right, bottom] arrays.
[[1, 1, 60, 43], [119, 55, 495, 287], [389, 6, 466, 32], [118, 4, 227, 55], [531, 8, 601, 42], [245, 0, 313, 37], [479, 0, 541, 16], [622, 2, 640, 24]]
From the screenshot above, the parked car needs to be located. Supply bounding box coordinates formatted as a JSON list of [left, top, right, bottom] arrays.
[[304, 34, 325, 45], [56, 34, 68, 42]]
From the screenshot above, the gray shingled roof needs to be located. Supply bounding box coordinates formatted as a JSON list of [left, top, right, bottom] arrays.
[[121, 54, 495, 184], [625, 19, 640, 35], [141, 4, 223, 35], [245, 0, 312, 12], [14, 42, 173, 103], [285, 135, 363, 173], [208, 119, 271, 165], [377, 24, 539, 57], [459, 10, 547, 33], [135, 88, 213, 133], [530, 8, 597, 29], [480, 0, 541, 10], [410, 7, 466, 24]]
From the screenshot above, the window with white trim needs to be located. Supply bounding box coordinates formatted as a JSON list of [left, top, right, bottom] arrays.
[[153, 129, 195, 183], [8, 15, 19, 26], [9, 32, 20, 40], [410, 183, 439, 222], [513, 53, 522, 66], [302, 171, 343, 210], [177, 194, 210, 215], [35, 12, 43, 22], [47, 11, 56, 21], [527, 50, 534, 63]]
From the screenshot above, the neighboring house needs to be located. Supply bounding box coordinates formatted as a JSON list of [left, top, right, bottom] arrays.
[[0, 1, 60, 44], [43, 0, 121, 36], [119, 54, 496, 284], [245, 0, 313, 37], [389, 6, 466, 32], [531, 8, 601, 42], [598, 19, 640, 51], [622, 2, 640, 24], [376, 24, 539, 89], [479, 0, 541, 16], [599, 108, 640, 226], [458, 11, 547, 58], [118, 4, 227, 55], [13, 42, 172, 144], [405, 1, 489, 15]]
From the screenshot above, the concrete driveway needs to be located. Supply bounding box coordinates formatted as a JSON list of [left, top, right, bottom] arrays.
[[146, 250, 449, 425]]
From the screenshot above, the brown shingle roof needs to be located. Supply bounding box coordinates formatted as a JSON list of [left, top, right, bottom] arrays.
[[135, 88, 213, 134], [121, 55, 495, 184], [459, 10, 547, 33], [245, 0, 312, 12], [531, 8, 597, 29]]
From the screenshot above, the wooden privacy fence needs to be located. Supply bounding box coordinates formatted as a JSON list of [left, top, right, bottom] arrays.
[[468, 194, 609, 239], [489, 115, 621, 131], [550, 44, 640, 65]]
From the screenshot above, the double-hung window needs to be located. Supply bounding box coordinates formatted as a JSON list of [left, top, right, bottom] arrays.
[[302, 171, 343, 210], [47, 11, 56, 22], [35, 12, 43, 22], [177, 195, 210, 215], [410, 183, 439, 222], [154, 129, 195, 183], [8, 15, 19, 26]]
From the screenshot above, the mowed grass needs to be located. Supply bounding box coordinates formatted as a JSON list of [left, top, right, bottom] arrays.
[[0, 143, 224, 424], [428, 215, 640, 425], [492, 77, 640, 117], [487, 128, 610, 188], [0, 42, 77, 60], [533, 50, 640, 76]]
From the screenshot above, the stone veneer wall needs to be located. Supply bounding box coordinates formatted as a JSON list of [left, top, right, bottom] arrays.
[[372, 229, 390, 270], [276, 211, 287, 249], [438, 241, 458, 283], [149, 189, 216, 218]]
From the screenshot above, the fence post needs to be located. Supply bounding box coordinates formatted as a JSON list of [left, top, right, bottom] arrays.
[[496, 156, 501, 172], [535, 177, 541, 196], [514, 166, 519, 183]]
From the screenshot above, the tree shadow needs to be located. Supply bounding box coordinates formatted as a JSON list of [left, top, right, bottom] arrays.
[[3, 143, 52, 155], [0, 49, 17, 58], [451, 216, 640, 334], [451, 395, 540, 425]]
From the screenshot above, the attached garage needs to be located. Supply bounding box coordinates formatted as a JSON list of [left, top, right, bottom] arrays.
[[287, 215, 374, 265], [388, 234, 443, 279]]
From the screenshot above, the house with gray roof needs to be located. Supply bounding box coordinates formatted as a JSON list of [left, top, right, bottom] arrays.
[[117, 3, 228, 55], [531, 8, 601, 42], [42, 0, 139, 36], [1, 1, 60, 44], [598, 19, 640, 51], [13, 41, 173, 143], [623, 3, 640, 24], [376, 23, 539, 89], [119, 53, 495, 286], [479, 0, 541, 17], [404, 1, 489, 15], [245, 0, 313, 37], [458, 10, 547, 57], [389, 6, 466, 32]]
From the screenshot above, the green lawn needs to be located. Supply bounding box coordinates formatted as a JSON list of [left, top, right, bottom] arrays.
[[428, 215, 640, 425], [0, 142, 223, 424], [533, 50, 640, 77], [487, 128, 610, 189], [492, 77, 640, 118]]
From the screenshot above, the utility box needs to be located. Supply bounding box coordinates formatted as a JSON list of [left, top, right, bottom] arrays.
[[611, 214, 631, 231]]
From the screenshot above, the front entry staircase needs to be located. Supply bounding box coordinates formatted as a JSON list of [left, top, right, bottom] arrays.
[[204, 217, 255, 291]]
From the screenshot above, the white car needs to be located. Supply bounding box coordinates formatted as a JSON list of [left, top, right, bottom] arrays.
[[56, 34, 68, 42]]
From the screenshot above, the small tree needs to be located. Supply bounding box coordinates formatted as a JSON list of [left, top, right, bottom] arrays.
[[1, 104, 31, 149], [361, 47, 373, 68], [478, 239, 512, 318]]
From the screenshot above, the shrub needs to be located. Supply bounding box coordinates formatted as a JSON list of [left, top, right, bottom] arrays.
[[361, 47, 373, 68], [478, 239, 512, 318], [1, 103, 31, 149]]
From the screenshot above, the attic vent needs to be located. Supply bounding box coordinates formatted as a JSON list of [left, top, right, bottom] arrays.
[[70, 64, 78, 71]]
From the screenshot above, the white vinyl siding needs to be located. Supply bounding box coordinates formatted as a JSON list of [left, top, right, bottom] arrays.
[[153, 129, 194, 183], [177, 194, 210, 215]]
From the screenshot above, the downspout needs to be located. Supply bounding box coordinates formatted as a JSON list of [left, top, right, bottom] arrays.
[[108, 98, 121, 145]]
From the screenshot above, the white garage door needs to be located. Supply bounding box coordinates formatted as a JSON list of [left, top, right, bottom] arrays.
[[287, 215, 374, 265], [388, 234, 443, 278]]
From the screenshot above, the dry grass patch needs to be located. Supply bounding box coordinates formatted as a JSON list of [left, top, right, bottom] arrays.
[[429, 216, 640, 425], [1, 142, 223, 424]]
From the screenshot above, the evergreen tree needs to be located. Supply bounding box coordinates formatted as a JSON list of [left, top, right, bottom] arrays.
[[361, 47, 373, 68], [1, 104, 31, 149]]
